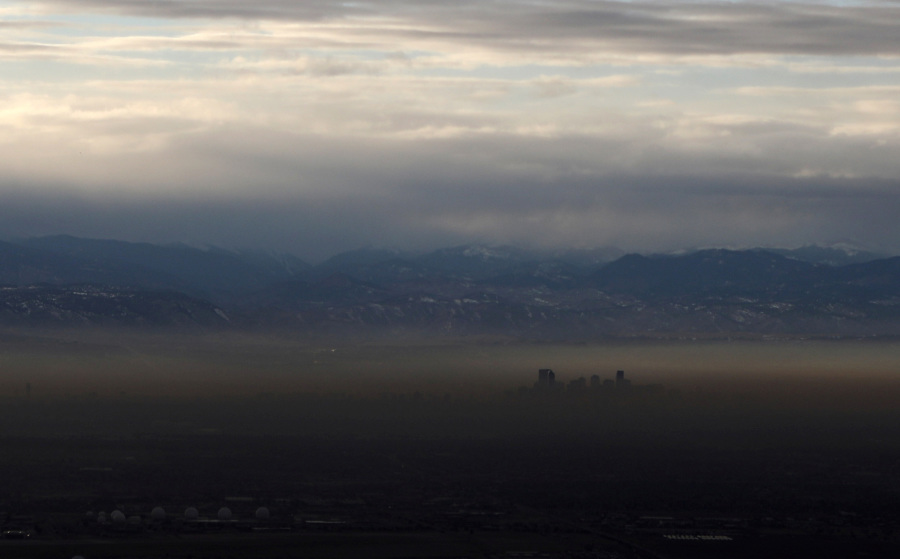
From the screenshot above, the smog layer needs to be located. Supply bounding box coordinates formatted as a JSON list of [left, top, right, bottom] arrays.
[[1, 330, 900, 558]]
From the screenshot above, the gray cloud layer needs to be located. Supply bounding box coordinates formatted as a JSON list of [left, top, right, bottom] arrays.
[[41, 0, 900, 56], [4, 128, 900, 260], [3, 1, 900, 259]]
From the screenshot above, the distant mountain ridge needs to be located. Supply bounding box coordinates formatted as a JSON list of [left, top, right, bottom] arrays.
[[769, 244, 889, 267], [13, 235, 310, 299], [1, 236, 898, 338]]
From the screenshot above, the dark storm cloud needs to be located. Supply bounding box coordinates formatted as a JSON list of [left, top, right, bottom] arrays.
[[3, 160, 900, 261], [41, 0, 900, 56]]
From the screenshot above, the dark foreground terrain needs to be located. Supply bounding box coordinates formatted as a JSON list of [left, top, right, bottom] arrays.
[[1, 332, 900, 558]]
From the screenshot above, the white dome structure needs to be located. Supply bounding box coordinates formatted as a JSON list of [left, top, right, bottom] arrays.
[[217, 507, 232, 521], [150, 507, 166, 521], [110, 510, 126, 524], [185, 507, 199, 520], [255, 506, 270, 520]]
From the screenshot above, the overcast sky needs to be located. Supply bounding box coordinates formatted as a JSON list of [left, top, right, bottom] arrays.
[[2, 0, 900, 261]]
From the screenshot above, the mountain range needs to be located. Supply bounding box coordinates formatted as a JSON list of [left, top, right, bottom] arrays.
[[1, 235, 898, 339]]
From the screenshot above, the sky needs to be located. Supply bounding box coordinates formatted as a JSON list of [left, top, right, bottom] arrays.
[[2, 0, 900, 261]]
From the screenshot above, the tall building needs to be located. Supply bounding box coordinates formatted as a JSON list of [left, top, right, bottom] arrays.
[[536, 369, 556, 389], [568, 377, 587, 392]]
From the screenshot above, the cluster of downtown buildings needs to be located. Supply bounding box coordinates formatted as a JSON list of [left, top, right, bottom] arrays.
[[532, 368, 665, 395]]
